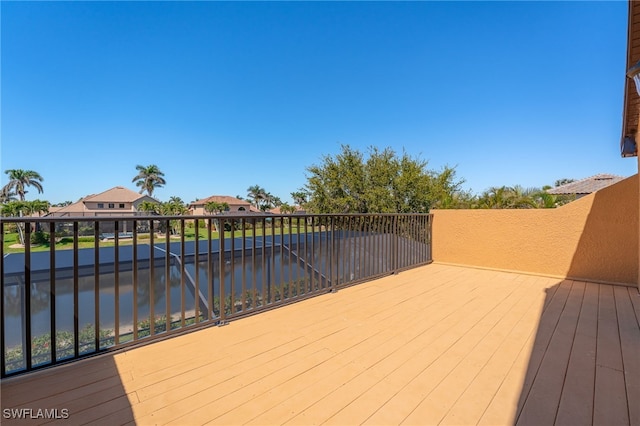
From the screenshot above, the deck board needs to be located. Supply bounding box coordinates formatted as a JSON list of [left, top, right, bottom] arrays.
[[1, 264, 638, 426], [555, 281, 598, 426], [614, 286, 640, 426], [517, 280, 584, 425], [593, 284, 629, 426]]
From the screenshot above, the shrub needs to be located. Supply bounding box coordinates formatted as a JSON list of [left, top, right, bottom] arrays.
[[30, 230, 49, 245]]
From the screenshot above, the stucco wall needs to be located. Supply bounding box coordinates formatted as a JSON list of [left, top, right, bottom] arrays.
[[190, 205, 249, 215], [432, 175, 638, 286]]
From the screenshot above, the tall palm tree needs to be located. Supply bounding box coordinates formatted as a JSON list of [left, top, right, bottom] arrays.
[[132, 164, 166, 197], [246, 185, 266, 210], [2, 169, 44, 201]]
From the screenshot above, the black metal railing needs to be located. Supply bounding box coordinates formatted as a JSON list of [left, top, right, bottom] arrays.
[[0, 213, 432, 377]]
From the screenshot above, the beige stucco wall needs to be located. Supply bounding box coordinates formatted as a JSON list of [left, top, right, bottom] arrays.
[[190, 205, 249, 215], [85, 202, 133, 211], [432, 174, 638, 286]]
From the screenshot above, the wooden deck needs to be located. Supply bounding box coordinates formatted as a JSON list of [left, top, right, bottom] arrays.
[[1, 264, 639, 425]]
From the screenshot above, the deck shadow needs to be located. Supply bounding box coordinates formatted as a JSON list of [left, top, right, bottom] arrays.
[[515, 279, 638, 425], [0, 353, 135, 425]]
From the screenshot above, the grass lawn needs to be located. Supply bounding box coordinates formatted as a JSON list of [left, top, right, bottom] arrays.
[[2, 225, 310, 254]]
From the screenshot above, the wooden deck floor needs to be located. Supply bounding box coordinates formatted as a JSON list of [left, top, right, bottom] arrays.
[[1, 264, 639, 425]]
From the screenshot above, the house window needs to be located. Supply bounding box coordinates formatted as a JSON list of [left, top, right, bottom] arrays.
[[97, 203, 104, 209], [119, 203, 125, 209], [108, 203, 115, 209], [238, 207, 246, 211]]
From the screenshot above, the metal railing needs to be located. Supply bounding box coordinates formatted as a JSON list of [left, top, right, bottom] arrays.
[[0, 213, 432, 377]]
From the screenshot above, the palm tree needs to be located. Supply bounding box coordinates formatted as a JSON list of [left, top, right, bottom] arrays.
[[246, 185, 266, 210], [0, 187, 17, 204], [159, 197, 188, 235], [291, 190, 308, 207], [204, 201, 229, 215], [30, 199, 50, 217], [260, 192, 280, 211], [1, 201, 30, 245], [203, 201, 229, 233], [138, 200, 159, 215], [506, 186, 538, 209], [132, 164, 166, 197], [279, 203, 296, 214], [477, 186, 509, 209], [2, 169, 44, 201]]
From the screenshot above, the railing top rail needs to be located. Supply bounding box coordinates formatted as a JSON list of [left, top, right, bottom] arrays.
[[0, 213, 433, 223]]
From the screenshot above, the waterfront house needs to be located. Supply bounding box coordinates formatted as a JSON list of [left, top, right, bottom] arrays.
[[46, 186, 159, 218], [188, 195, 254, 215]]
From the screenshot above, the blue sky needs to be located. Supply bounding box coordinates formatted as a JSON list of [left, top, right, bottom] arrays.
[[1, 1, 636, 205]]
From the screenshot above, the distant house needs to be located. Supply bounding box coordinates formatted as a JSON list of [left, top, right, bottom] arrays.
[[47, 186, 159, 217], [268, 205, 307, 215], [189, 195, 255, 215], [546, 174, 626, 199]]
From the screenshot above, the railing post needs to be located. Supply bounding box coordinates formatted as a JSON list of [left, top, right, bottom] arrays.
[[114, 220, 120, 345], [93, 221, 100, 348], [428, 214, 433, 262], [49, 222, 57, 363], [218, 217, 226, 325], [330, 216, 337, 293], [393, 215, 399, 273], [180, 218, 186, 328], [23, 220, 31, 369], [1, 220, 5, 376], [132, 220, 138, 341], [149, 219, 155, 337]]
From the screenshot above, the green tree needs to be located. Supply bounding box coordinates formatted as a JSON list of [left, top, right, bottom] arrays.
[[303, 145, 464, 213], [2, 169, 44, 201], [203, 201, 229, 232], [0, 187, 17, 204], [1, 201, 31, 244], [278, 203, 296, 228], [535, 185, 575, 208], [477, 186, 538, 209], [159, 197, 188, 235], [204, 201, 229, 215], [290, 190, 309, 207], [138, 200, 160, 214], [132, 164, 166, 197], [246, 185, 266, 210], [279, 203, 296, 214], [30, 199, 50, 217]]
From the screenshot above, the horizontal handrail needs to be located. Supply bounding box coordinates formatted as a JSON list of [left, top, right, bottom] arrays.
[[0, 213, 432, 377]]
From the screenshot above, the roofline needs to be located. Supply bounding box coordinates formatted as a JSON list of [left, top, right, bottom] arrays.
[[622, 0, 640, 152], [623, 0, 634, 140]]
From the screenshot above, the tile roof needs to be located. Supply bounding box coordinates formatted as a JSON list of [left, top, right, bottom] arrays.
[[48, 186, 157, 214], [84, 186, 148, 203], [546, 174, 626, 195], [48, 200, 86, 214], [190, 195, 251, 206]]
